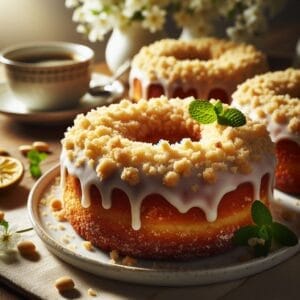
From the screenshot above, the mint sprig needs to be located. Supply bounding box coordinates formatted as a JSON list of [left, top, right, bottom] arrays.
[[27, 149, 47, 179], [189, 100, 246, 127], [189, 100, 217, 124], [233, 200, 298, 257]]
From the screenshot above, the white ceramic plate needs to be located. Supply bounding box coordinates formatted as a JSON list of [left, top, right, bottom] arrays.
[[0, 73, 124, 124], [271, 190, 300, 235], [28, 165, 300, 286]]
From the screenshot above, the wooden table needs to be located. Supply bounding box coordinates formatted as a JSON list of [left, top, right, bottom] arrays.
[[0, 64, 111, 299], [1, 63, 300, 300]]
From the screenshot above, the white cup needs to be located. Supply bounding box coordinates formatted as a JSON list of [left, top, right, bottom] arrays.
[[0, 41, 94, 111]]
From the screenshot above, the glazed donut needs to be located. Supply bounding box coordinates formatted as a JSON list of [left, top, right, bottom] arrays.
[[232, 68, 300, 194], [61, 97, 275, 260], [129, 38, 268, 103]]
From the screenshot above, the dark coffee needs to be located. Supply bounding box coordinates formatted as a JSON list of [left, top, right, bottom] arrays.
[[15, 53, 76, 66]]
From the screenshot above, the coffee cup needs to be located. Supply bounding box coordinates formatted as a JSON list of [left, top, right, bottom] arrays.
[[0, 41, 94, 111]]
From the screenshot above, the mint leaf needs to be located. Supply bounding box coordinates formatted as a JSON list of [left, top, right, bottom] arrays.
[[189, 100, 217, 124], [253, 239, 272, 257], [233, 225, 259, 246], [188, 100, 246, 127], [258, 225, 272, 241], [27, 149, 40, 163], [27, 150, 47, 164], [252, 200, 272, 226], [214, 101, 223, 115], [217, 108, 246, 127], [271, 222, 298, 246], [30, 164, 42, 178], [27, 150, 47, 179], [233, 200, 298, 257], [0, 220, 9, 232]]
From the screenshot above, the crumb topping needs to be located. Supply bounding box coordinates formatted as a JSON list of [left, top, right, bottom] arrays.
[[62, 97, 274, 187], [131, 38, 267, 84], [232, 68, 300, 136]]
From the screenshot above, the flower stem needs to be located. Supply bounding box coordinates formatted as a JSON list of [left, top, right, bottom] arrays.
[[16, 227, 33, 234]]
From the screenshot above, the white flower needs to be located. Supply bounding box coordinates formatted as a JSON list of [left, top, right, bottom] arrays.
[[76, 24, 88, 34], [0, 225, 20, 253], [142, 5, 166, 33], [123, 0, 147, 18], [88, 18, 111, 41], [65, 0, 287, 42], [65, 0, 80, 9]]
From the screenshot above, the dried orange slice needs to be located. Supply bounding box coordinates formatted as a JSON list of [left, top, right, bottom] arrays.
[[0, 156, 24, 190]]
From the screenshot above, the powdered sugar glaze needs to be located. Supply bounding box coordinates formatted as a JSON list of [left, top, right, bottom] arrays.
[[61, 150, 275, 230]]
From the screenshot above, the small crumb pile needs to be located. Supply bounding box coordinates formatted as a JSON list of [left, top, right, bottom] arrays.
[[109, 249, 137, 266]]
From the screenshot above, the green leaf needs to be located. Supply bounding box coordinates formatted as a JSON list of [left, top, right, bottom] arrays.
[[27, 149, 40, 163], [30, 163, 42, 179], [188, 100, 217, 124], [252, 200, 273, 226], [27, 150, 47, 178], [214, 101, 223, 115], [0, 220, 9, 232], [253, 240, 272, 257], [233, 225, 259, 246], [258, 225, 272, 241], [217, 108, 246, 127], [27, 150, 47, 164], [271, 222, 299, 246], [38, 152, 48, 161]]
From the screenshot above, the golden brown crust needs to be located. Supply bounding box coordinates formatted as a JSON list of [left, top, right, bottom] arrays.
[[131, 38, 267, 83], [129, 38, 268, 101], [275, 140, 300, 194], [61, 97, 275, 259], [62, 97, 274, 187], [64, 173, 271, 260], [232, 68, 300, 137], [232, 69, 300, 193]]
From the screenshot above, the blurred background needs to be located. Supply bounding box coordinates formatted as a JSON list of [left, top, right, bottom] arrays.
[[0, 0, 106, 61], [0, 0, 299, 64]]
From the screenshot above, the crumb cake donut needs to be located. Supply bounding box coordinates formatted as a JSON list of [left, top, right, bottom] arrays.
[[232, 69, 300, 194], [129, 38, 268, 103], [61, 97, 275, 260]]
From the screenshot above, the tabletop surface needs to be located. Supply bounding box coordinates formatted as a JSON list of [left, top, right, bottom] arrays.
[[0, 59, 300, 300]]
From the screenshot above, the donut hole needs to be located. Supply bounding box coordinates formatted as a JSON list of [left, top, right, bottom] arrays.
[[162, 45, 212, 61], [170, 50, 210, 61], [133, 126, 199, 144], [120, 113, 200, 144]]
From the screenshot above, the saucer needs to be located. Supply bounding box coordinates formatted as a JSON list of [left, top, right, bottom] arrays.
[[0, 73, 124, 124]]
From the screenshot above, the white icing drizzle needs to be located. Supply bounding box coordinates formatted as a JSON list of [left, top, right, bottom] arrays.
[[129, 67, 232, 100], [61, 149, 275, 231], [231, 100, 300, 145]]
